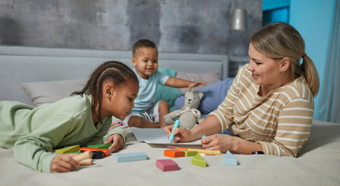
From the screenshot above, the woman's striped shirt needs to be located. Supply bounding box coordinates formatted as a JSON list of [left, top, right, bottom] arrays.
[[209, 64, 314, 157]]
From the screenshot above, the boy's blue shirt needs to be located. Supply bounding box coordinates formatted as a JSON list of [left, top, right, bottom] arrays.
[[132, 68, 169, 113]]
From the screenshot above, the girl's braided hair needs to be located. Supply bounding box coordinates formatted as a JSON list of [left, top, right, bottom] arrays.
[[72, 61, 138, 123]]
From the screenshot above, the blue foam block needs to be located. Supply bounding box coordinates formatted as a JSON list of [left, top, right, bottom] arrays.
[[114, 152, 147, 163], [223, 151, 238, 166]]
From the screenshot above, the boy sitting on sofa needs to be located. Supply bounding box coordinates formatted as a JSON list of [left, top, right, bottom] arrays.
[[123, 39, 206, 128]]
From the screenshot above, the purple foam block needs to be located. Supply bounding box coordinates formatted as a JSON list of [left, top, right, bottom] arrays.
[[156, 159, 178, 172]]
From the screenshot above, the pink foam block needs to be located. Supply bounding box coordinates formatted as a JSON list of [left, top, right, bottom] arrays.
[[156, 159, 178, 172]]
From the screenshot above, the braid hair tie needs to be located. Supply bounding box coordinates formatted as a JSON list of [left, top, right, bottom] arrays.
[[302, 53, 307, 58]]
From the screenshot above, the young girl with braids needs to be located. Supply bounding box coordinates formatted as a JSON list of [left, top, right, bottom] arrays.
[[0, 61, 139, 173]]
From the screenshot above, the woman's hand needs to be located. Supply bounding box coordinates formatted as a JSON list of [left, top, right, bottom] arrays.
[[50, 154, 79, 173], [201, 134, 237, 153], [105, 134, 124, 152], [163, 125, 193, 143]]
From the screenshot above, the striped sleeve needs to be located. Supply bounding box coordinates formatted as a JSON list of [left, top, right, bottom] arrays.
[[257, 97, 314, 157]]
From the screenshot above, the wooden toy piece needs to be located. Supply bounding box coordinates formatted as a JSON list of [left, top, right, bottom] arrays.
[[73, 151, 93, 162], [79, 158, 93, 166], [92, 151, 105, 159], [179, 150, 197, 157], [223, 151, 238, 166], [191, 154, 206, 167], [114, 152, 147, 163], [55, 145, 80, 154], [87, 143, 112, 149], [164, 149, 185, 158], [79, 147, 110, 157], [156, 159, 178, 172]]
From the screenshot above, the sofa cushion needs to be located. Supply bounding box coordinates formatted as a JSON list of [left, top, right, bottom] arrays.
[[175, 78, 235, 115]]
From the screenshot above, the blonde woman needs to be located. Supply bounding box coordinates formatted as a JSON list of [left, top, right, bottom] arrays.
[[164, 22, 320, 157]]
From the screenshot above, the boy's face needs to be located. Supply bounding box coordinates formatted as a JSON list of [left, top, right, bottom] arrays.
[[132, 47, 158, 79]]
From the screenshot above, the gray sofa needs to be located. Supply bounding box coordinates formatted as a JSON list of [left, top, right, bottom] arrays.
[[0, 46, 339, 186]]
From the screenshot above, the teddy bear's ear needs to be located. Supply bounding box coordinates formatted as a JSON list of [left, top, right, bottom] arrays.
[[198, 91, 204, 99]]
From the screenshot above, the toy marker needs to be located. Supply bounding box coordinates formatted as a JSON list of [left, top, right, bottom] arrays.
[[167, 146, 221, 155], [169, 120, 180, 143], [223, 151, 238, 166]]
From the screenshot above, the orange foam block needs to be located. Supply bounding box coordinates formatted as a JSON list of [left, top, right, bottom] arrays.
[[156, 159, 178, 171], [164, 149, 185, 158]]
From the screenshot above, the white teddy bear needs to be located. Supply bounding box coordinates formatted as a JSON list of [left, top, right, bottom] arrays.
[[164, 91, 204, 129]]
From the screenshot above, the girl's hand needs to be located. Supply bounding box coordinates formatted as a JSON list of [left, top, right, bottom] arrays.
[[188, 81, 207, 91], [163, 125, 192, 143], [200, 134, 236, 153], [105, 134, 124, 153], [50, 154, 79, 173]]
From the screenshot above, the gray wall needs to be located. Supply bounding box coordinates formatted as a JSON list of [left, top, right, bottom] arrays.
[[0, 0, 262, 56]]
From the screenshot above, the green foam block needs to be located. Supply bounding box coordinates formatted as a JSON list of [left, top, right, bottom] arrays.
[[192, 154, 206, 167]]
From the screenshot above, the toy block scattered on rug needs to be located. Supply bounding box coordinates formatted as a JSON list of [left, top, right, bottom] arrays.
[[156, 159, 178, 171], [164, 149, 185, 158], [191, 154, 206, 167], [73, 151, 93, 166], [114, 152, 147, 163], [79, 147, 110, 157], [92, 151, 105, 159], [223, 151, 238, 166], [87, 143, 112, 149], [55, 145, 80, 154], [179, 150, 198, 157]]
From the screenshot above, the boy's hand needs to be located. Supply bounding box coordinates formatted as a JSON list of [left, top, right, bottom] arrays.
[[50, 154, 79, 173], [188, 81, 207, 91], [105, 134, 124, 153]]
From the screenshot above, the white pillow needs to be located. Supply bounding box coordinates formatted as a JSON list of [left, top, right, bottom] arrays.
[[175, 71, 220, 94], [22, 79, 87, 107]]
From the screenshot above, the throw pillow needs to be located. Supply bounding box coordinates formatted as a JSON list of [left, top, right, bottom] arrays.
[[175, 71, 220, 94], [22, 79, 87, 107], [175, 77, 235, 115]]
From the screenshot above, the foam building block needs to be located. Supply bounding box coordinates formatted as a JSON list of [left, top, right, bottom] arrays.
[[223, 151, 238, 166], [156, 159, 178, 172], [179, 150, 197, 157], [192, 154, 206, 167], [114, 152, 147, 163], [79, 147, 110, 157], [164, 149, 185, 158], [55, 145, 80, 154], [87, 143, 112, 149]]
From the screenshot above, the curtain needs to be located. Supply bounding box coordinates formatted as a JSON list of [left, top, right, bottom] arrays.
[[316, 0, 340, 123]]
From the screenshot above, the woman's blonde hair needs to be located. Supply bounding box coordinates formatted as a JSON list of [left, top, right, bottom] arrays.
[[250, 22, 319, 97]]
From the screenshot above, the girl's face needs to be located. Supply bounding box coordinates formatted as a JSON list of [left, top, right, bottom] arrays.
[[132, 47, 158, 79], [101, 79, 139, 121], [247, 43, 283, 90]]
